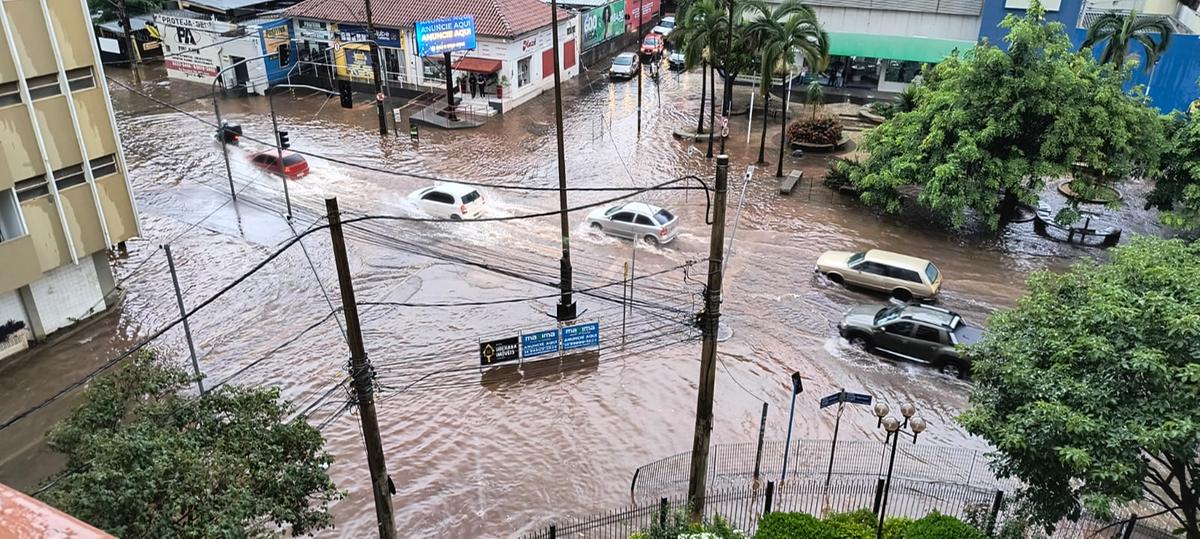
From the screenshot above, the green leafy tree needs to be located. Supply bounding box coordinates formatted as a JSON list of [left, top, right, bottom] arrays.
[[806, 80, 824, 120], [1146, 108, 1200, 229], [38, 353, 341, 538], [676, 0, 728, 134], [959, 236, 1200, 537], [744, 0, 828, 164], [847, 0, 1164, 230], [1082, 10, 1173, 72]]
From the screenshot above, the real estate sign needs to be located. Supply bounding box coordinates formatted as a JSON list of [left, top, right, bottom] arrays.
[[155, 15, 234, 81], [415, 16, 477, 57], [581, 0, 626, 50]]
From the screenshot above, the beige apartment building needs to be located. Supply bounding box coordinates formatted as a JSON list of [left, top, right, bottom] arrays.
[[0, 0, 140, 343]]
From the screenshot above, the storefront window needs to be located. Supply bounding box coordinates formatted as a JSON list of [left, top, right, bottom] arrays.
[[382, 48, 403, 82], [824, 55, 879, 89], [517, 57, 531, 88], [423, 57, 446, 83], [884, 60, 925, 84]]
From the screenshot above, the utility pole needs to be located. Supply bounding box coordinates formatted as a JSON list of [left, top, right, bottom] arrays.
[[549, 0, 577, 323], [268, 93, 293, 220], [326, 197, 396, 539], [636, 0, 644, 137], [686, 154, 730, 522], [363, 0, 388, 135], [443, 51, 458, 122], [116, 0, 141, 83], [163, 244, 203, 394]]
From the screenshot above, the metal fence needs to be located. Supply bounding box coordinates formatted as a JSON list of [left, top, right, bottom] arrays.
[[525, 475, 1178, 539], [631, 440, 1020, 501]]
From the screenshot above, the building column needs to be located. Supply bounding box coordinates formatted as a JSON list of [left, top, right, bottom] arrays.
[[16, 287, 46, 340], [92, 251, 117, 308]]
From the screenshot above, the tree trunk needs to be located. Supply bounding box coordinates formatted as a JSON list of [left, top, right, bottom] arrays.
[[696, 60, 707, 134], [998, 189, 1020, 228], [776, 91, 788, 177], [757, 90, 769, 164], [706, 64, 716, 158], [720, 69, 735, 154]]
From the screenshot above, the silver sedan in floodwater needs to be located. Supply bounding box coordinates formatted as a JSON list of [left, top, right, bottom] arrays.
[[586, 202, 679, 245]]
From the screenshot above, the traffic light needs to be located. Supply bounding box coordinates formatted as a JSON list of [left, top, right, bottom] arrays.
[[218, 122, 242, 144], [338, 80, 353, 109], [276, 130, 290, 149]]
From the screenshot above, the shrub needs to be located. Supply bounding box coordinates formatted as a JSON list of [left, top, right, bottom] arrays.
[[882, 517, 913, 539], [754, 512, 833, 539], [824, 509, 874, 538], [787, 116, 844, 146], [868, 101, 896, 118], [824, 159, 860, 190], [903, 511, 987, 539]]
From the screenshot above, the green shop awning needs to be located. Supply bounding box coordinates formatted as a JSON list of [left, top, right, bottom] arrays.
[[827, 32, 975, 64]]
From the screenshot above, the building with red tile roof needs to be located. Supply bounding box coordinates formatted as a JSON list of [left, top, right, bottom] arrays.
[[285, 0, 571, 39]]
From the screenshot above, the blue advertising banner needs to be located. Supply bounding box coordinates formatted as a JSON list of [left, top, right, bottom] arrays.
[[521, 328, 559, 358], [415, 16, 477, 57], [561, 322, 599, 351]]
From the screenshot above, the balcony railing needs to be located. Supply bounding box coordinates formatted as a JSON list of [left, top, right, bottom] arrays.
[[1078, 0, 1198, 33]]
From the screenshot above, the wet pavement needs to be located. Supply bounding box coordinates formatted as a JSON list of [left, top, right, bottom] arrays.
[[0, 62, 1171, 537]]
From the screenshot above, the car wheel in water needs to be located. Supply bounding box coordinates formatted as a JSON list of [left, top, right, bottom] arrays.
[[892, 288, 912, 302], [849, 335, 870, 351], [644, 235, 660, 247], [450, 214, 462, 221], [939, 360, 967, 380], [590, 222, 602, 231], [828, 273, 844, 285]]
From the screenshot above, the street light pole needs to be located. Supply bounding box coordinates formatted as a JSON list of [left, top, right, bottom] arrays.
[[872, 402, 927, 539], [549, 0, 577, 323], [636, 0, 644, 137]]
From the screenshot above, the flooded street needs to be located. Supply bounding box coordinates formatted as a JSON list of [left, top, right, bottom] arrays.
[[0, 63, 1168, 537]]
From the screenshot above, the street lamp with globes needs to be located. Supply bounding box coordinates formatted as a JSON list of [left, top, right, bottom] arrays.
[[873, 401, 928, 539]]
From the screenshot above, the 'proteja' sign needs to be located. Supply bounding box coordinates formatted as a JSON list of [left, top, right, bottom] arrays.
[[415, 16, 477, 57]]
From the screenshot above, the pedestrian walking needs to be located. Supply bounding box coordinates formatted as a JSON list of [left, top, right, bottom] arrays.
[[469, 75, 478, 98]]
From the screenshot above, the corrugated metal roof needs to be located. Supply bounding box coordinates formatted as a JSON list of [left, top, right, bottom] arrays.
[[285, 0, 571, 38]]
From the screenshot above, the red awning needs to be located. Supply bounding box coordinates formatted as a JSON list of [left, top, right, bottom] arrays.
[[453, 57, 503, 74]]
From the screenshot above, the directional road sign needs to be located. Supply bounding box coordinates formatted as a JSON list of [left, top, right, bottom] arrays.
[[819, 390, 873, 409]]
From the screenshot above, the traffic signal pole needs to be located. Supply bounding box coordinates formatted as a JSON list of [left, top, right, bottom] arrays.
[[326, 198, 397, 539], [268, 92, 293, 220], [687, 155, 730, 522]]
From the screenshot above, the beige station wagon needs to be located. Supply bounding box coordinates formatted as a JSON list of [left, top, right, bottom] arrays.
[[815, 249, 942, 301]]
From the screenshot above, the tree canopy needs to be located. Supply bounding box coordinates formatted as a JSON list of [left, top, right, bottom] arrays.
[[1147, 107, 1200, 230], [38, 353, 341, 538], [959, 236, 1200, 536], [847, 0, 1163, 230], [1082, 10, 1173, 73]]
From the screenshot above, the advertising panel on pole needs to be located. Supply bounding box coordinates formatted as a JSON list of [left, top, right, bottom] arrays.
[[480, 336, 519, 366], [415, 16, 477, 57], [561, 322, 600, 351], [521, 329, 560, 358], [581, 0, 626, 50]]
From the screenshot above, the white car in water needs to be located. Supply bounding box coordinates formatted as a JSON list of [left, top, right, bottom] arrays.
[[408, 184, 486, 220], [586, 202, 679, 245]]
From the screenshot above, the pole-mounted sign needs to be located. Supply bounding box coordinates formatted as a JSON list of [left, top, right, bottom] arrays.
[[415, 16, 477, 57], [479, 336, 519, 366]]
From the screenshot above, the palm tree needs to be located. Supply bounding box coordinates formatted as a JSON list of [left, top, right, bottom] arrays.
[[806, 80, 823, 120], [676, 0, 727, 134], [1083, 10, 1173, 72], [744, 0, 828, 165]]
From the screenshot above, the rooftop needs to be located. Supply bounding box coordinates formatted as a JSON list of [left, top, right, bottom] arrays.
[[286, 0, 571, 39]]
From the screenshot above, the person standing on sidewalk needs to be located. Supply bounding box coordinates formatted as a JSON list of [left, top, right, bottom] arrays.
[[469, 75, 478, 98]]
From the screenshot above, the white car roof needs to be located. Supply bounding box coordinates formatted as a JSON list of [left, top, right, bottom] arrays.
[[661, 16, 675, 22], [432, 183, 480, 197], [615, 202, 664, 215], [616, 52, 638, 60]]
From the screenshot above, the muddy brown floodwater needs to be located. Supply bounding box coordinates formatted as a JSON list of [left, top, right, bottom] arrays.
[[0, 64, 1171, 538]]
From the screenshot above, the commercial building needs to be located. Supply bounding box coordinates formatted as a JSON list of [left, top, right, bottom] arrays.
[[798, 0, 980, 93], [558, 0, 661, 65], [154, 12, 297, 96], [285, 0, 581, 113], [0, 0, 141, 345], [978, 0, 1200, 112]]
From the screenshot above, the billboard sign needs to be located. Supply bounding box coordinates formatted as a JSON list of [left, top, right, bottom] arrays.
[[155, 15, 235, 81], [480, 336, 520, 366], [581, 0, 626, 50], [562, 322, 600, 351], [337, 24, 403, 48], [522, 328, 560, 358], [415, 16, 477, 57]]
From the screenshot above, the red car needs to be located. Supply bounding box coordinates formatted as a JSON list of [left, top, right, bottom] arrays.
[[249, 149, 309, 179], [640, 33, 664, 58]]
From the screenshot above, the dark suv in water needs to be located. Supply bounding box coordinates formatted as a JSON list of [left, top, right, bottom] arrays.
[[837, 304, 984, 379]]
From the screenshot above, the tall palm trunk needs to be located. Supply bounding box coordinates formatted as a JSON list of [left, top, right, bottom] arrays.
[[706, 64, 716, 157], [696, 60, 708, 133], [757, 88, 770, 164]]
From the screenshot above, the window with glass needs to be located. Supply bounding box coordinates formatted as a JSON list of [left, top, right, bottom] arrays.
[[422, 57, 447, 83], [26, 73, 60, 100], [913, 325, 943, 343], [66, 67, 95, 91], [15, 176, 49, 202], [883, 60, 924, 84], [90, 154, 117, 178], [0, 189, 23, 242], [518, 57, 531, 87], [0, 81, 19, 108]]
